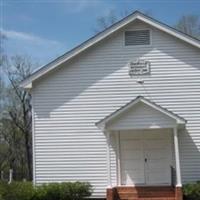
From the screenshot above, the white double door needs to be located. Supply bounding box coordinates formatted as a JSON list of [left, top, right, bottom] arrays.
[[120, 129, 172, 186]]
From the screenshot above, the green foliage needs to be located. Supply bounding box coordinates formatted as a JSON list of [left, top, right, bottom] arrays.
[[2, 181, 34, 200], [183, 181, 200, 200], [0, 181, 92, 200], [0, 181, 7, 200], [33, 182, 92, 200], [33, 183, 61, 200]]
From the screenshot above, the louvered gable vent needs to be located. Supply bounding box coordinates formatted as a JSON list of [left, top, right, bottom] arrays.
[[125, 30, 150, 46]]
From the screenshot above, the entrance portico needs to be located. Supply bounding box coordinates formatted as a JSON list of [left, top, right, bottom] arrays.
[[96, 96, 186, 200]]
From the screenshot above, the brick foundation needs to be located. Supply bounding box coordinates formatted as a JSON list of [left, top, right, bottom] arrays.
[[106, 186, 182, 200], [175, 187, 183, 200], [106, 187, 115, 200]]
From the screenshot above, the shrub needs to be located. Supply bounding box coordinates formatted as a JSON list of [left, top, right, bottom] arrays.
[[59, 182, 92, 200], [2, 181, 34, 200], [0, 181, 7, 200], [33, 182, 92, 200], [33, 183, 61, 200], [183, 181, 200, 200], [0, 181, 92, 200]]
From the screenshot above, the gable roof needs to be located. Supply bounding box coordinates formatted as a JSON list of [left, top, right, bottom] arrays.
[[21, 11, 200, 89], [96, 96, 186, 130]]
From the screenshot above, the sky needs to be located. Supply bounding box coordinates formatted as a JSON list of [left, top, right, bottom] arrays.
[[1, 0, 200, 68]]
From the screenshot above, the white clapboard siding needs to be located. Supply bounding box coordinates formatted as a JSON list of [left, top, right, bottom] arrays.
[[32, 21, 200, 197]]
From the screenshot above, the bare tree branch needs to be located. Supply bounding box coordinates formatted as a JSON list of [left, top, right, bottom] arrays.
[[1, 55, 35, 180], [175, 15, 200, 39]]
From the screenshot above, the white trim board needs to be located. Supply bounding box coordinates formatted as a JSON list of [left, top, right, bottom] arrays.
[[20, 11, 200, 89]]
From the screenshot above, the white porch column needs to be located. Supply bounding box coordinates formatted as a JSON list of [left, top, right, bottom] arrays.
[[173, 127, 182, 187], [115, 132, 121, 186], [106, 130, 112, 188]]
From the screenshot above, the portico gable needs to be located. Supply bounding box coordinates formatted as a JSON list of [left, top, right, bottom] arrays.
[[96, 96, 186, 131]]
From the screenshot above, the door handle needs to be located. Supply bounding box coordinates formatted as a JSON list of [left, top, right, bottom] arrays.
[[145, 158, 147, 162]]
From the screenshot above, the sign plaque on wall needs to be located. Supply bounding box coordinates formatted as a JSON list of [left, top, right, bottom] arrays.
[[129, 59, 150, 76]]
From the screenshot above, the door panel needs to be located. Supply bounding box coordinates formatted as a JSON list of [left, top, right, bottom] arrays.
[[122, 170, 145, 185], [120, 130, 172, 186], [120, 132, 145, 185], [143, 134, 171, 185], [121, 160, 143, 169], [121, 140, 142, 150], [121, 150, 142, 160]]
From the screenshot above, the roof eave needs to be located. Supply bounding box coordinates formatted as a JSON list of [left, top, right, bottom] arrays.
[[20, 11, 200, 88], [20, 12, 140, 88], [137, 15, 200, 49], [96, 96, 186, 131]]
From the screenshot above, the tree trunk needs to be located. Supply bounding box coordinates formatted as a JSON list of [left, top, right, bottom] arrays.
[[24, 130, 32, 180]]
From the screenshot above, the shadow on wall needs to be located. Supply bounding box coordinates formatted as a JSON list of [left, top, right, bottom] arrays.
[[33, 27, 153, 118], [180, 128, 200, 184], [33, 23, 200, 119], [32, 25, 200, 179]]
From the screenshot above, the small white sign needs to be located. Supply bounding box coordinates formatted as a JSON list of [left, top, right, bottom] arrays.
[[129, 59, 150, 76]]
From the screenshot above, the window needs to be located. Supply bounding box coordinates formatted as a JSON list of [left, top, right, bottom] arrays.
[[125, 30, 150, 46]]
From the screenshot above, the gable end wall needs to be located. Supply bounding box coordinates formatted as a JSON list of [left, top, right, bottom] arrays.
[[32, 21, 200, 197]]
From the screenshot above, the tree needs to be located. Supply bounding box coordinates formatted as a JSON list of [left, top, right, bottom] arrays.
[[93, 9, 153, 33], [1, 30, 35, 181], [0, 116, 26, 180], [175, 15, 200, 39], [0, 32, 10, 175], [5, 56, 33, 180], [0, 31, 7, 67], [0, 31, 7, 114], [93, 9, 119, 33], [0, 55, 35, 180], [94, 10, 200, 40]]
